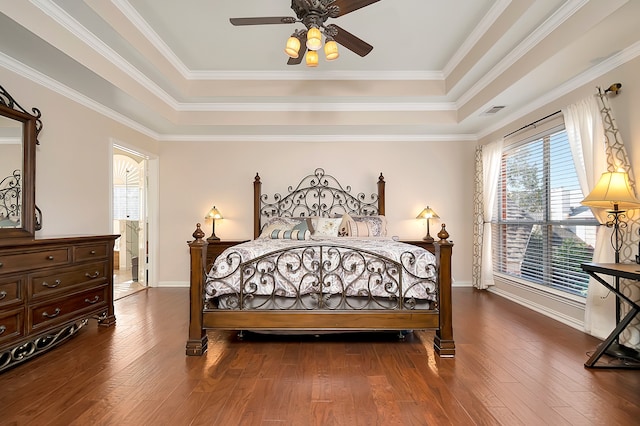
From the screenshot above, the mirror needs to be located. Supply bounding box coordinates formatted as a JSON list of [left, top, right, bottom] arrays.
[[0, 84, 41, 238]]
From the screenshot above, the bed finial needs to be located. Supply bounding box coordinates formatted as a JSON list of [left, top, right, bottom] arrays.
[[378, 173, 385, 183], [254, 173, 261, 183], [437, 224, 449, 242], [192, 223, 205, 241]]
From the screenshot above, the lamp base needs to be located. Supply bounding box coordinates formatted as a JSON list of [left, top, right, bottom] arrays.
[[422, 235, 434, 243], [207, 234, 220, 242]]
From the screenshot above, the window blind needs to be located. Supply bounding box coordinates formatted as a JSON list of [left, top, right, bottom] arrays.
[[491, 126, 599, 296]]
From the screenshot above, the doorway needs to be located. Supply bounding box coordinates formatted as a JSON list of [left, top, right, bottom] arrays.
[[112, 145, 148, 299]]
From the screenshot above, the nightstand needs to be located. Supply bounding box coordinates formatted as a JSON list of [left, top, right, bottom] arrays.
[[401, 240, 436, 254], [205, 240, 249, 270]]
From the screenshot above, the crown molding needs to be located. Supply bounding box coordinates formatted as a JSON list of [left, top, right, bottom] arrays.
[[476, 39, 640, 140], [155, 133, 478, 143]]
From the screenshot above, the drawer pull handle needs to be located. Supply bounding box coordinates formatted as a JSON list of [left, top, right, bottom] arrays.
[[85, 271, 101, 279], [46, 255, 54, 261], [42, 308, 61, 318], [0, 262, 3, 268], [0, 290, 6, 300], [90, 250, 96, 255], [0, 325, 5, 335], [85, 295, 100, 304], [42, 280, 61, 288]]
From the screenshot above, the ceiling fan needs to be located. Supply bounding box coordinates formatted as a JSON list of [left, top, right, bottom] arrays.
[[229, 0, 380, 66]]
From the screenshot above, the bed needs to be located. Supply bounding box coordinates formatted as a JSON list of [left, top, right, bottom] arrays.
[[186, 168, 455, 357]]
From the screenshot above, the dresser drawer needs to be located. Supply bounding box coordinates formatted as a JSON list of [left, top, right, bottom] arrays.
[[0, 308, 25, 347], [29, 261, 108, 300], [0, 248, 70, 274], [74, 242, 110, 262], [0, 276, 23, 308], [29, 286, 108, 332]]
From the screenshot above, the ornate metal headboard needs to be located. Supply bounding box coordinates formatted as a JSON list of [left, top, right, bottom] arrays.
[[253, 168, 385, 238]]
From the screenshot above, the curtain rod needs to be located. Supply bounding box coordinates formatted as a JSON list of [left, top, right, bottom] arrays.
[[503, 110, 561, 139]]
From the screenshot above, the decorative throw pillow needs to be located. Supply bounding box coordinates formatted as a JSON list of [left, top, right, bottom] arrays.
[[312, 217, 343, 237], [340, 214, 387, 237], [259, 217, 303, 238], [269, 229, 311, 240], [292, 218, 314, 234]]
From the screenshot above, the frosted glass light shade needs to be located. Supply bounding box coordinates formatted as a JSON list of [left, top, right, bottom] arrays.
[[306, 50, 319, 67], [324, 40, 339, 60], [285, 36, 300, 58], [581, 171, 640, 210], [205, 206, 223, 220], [306, 27, 322, 51]]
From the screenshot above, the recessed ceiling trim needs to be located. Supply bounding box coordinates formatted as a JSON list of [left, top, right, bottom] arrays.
[[442, 0, 511, 78], [156, 134, 478, 143], [0, 52, 159, 141], [187, 70, 444, 81], [476, 39, 640, 140], [111, 0, 191, 77], [178, 102, 458, 112], [31, 0, 178, 108], [456, 0, 590, 108]]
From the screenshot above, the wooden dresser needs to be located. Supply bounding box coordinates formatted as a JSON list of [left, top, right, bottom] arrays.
[[0, 234, 118, 373]]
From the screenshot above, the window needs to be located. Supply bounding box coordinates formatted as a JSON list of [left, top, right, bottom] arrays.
[[491, 125, 599, 297]]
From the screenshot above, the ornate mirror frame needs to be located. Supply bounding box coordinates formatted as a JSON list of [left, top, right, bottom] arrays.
[[0, 84, 41, 238]]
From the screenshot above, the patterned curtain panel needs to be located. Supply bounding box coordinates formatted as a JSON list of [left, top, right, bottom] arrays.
[[595, 87, 640, 350], [472, 146, 483, 288]]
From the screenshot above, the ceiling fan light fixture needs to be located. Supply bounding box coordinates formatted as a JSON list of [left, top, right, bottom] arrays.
[[285, 36, 301, 58], [306, 50, 319, 67], [306, 27, 322, 51], [324, 39, 339, 60]]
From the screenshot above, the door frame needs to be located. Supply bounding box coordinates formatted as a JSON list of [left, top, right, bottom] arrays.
[[109, 140, 159, 288]]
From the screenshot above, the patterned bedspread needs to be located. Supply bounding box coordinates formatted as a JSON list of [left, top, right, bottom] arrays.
[[204, 238, 438, 307]]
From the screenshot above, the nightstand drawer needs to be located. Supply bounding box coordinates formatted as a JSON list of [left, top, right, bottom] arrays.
[[0, 308, 24, 346], [29, 261, 108, 300], [0, 277, 23, 308], [29, 286, 108, 331], [75, 243, 110, 262], [0, 248, 71, 274]]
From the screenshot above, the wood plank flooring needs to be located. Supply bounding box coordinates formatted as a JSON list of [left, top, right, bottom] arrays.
[[1, 288, 638, 425]]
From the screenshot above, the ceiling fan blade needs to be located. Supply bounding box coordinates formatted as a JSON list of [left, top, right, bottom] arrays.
[[332, 0, 381, 17], [287, 33, 308, 65], [229, 17, 295, 26], [329, 24, 373, 57]]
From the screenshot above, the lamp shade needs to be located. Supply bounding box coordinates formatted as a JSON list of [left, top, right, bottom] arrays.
[[324, 39, 339, 60], [285, 36, 301, 58], [306, 27, 322, 51], [306, 50, 319, 67], [416, 206, 439, 219], [581, 171, 640, 210], [205, 206, 223, 220]]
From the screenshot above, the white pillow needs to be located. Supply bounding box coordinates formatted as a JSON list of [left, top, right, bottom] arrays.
[[312, 217, 343, 237]]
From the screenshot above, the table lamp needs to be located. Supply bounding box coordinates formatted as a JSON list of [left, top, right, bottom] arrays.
[[581, 171, 640, 263], [416, 206, 439, 243], [205, 205, 223, 241]]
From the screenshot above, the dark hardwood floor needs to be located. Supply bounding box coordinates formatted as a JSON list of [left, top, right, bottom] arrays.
[[1, 287, 638, 425]]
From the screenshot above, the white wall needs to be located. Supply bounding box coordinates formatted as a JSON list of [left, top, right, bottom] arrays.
[[0, 68, 159, 237], [157, 140, 476, 286]]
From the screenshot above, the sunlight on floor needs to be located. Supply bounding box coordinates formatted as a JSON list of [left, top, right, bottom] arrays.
[[113, 267, 147, 300]]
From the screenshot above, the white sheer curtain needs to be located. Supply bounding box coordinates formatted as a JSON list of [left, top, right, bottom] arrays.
[[478, 139, 503, 289], [563, 96, 615, 339]]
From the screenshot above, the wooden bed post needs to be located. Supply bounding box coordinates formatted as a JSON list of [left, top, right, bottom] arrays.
[[377, 173, 385, 215], [186, 224, 208, 356], [253, 173, 261, 239], [434, 224, 455, 357]]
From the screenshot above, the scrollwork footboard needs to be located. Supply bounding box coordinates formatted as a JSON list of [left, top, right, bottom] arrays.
[[205, 244, 438, 312]]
